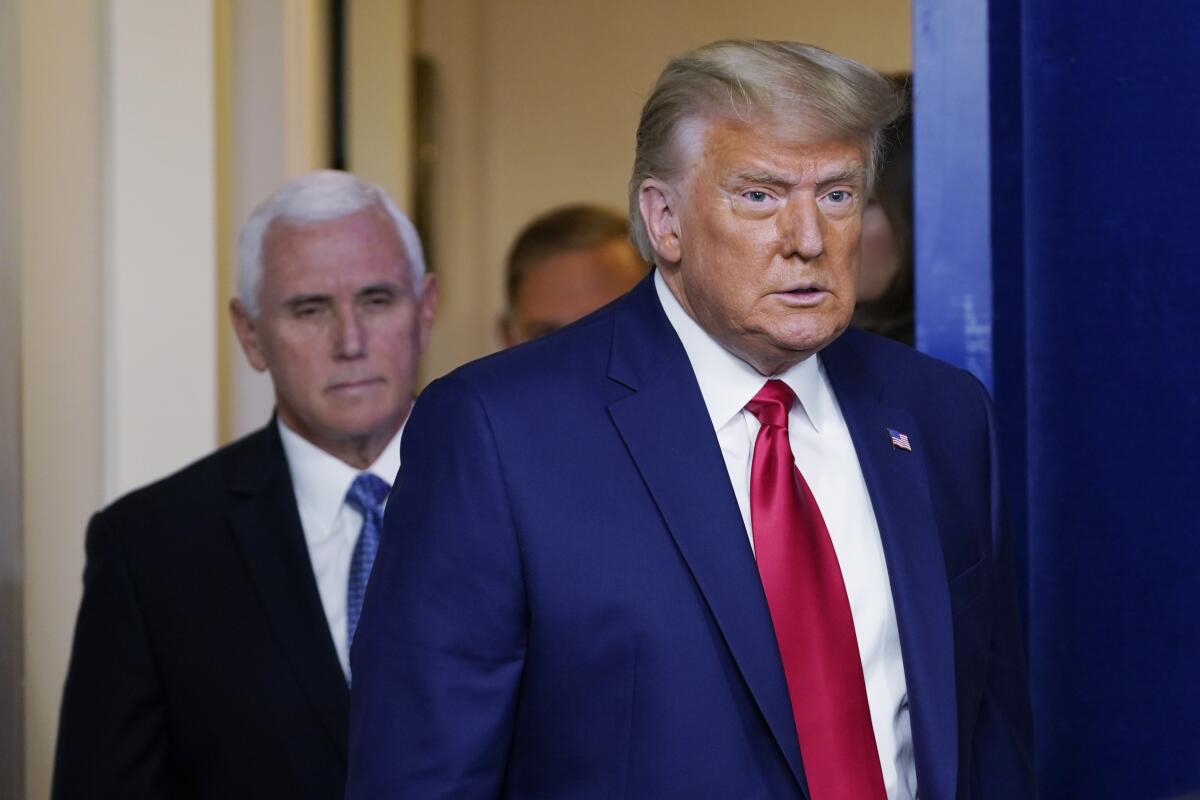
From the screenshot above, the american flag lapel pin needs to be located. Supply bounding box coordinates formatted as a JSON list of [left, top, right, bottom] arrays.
[[888, 428, 912, 452]]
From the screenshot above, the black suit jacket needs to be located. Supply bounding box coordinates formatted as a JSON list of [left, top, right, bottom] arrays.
[[53, 423, 350, 799]]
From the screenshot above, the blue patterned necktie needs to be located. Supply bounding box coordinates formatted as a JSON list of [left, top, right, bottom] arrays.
[[345, 472, 391, 654]]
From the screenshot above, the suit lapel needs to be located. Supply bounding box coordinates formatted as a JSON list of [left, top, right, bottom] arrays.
[[227, 425, 350, 759], [606, 278, 810, 797], [821, 337, 958, 800]]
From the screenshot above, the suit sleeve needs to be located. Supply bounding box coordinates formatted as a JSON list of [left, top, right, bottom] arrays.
[[968, 374, 1037, 798], [52, 512, 170, 799], [347, 375, 527, 799]]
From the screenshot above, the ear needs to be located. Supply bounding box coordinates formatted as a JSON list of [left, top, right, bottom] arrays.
[[415, 274, 439, 354], [638, 177, 683, 265], [229, 298, 270, 373]]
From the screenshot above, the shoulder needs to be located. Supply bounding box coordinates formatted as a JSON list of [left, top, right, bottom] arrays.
[[92, 424, 281, 551], [826, 326, 989, 410], [823, 328, 995, 467], [427, 301, 619, 411], [403, 302, 632, 473]]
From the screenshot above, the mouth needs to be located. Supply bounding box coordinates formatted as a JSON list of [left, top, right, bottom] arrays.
[[326, 377, 385, 394], [773, 284, 830, 306]]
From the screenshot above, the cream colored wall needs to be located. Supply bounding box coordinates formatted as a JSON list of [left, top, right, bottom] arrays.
[[346, 0, 415, 211], [415, 0, 489, 380], [18, 3, 107, 796], [417, 0, 911, 380]]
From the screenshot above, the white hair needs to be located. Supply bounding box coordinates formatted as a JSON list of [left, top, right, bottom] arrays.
[[236, 170, 427, 317]]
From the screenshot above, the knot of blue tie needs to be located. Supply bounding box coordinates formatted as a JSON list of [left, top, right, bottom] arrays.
[[345, 472, 391, 665], [345, 472, 391, 518]]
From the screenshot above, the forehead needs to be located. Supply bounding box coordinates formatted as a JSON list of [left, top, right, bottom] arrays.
[[679, 115, 866, 180], [519, 240, 641, 301], [261, 207, 412, 292]]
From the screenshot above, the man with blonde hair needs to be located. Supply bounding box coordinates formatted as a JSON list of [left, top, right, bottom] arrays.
[[350, 41, 1033, 799], [54, 171, 436, 798]]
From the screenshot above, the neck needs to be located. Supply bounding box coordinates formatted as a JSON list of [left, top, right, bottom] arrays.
[[327, 436, 392, 470], [277, 401, 410, 471], [733, 345, 808, 378]]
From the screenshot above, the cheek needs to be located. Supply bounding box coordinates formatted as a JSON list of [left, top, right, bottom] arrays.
[[260, 329, 327, 386], [827, 222, 863, 274], [371, 316, 422, 366]]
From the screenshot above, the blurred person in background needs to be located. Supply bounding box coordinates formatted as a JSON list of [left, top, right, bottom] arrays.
[[498, 204, 648, 347], [853, 75, 914, 345], [52, 170, 436, 799]]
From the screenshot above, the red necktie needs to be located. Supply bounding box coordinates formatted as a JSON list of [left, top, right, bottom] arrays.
[[747, 380, 886, 800]]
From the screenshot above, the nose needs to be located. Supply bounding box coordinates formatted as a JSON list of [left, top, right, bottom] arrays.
[[333, 305, 367, 359], [780, 194, 825, 261]]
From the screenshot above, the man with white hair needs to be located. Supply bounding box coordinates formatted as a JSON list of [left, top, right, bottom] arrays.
[[349, 41, 1033, 799], [53, 170, 436, 799]]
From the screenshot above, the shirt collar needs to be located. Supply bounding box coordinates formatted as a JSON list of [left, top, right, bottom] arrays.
[[277, 417, 405, 543], [654, 269, 832, 435]]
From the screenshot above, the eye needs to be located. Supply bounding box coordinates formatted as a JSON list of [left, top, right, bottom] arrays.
[[826, 190, 851, 204], [361, 290, 396, 309], [293, 303, 324, 318], [744, 190, 771, 203]]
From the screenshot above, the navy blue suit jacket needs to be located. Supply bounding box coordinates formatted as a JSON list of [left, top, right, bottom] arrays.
[[348, 275, 1034, 799]]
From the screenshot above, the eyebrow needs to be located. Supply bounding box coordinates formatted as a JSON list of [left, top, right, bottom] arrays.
[[814, 165, 867, 188], [356, 282, 401, 296], [732, 164, 867, 189], [282, 293, 330, 308], [734, 170, 792, 187], [280, 281, 405, 306]]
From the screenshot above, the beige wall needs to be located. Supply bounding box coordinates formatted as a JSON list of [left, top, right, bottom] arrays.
[[346, 0, 415, 211], [19, 2, 107, 796], [417, 0, 911, 380]]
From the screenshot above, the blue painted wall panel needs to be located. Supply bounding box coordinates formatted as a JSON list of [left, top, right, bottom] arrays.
[[1021, 4, 1200, 796], [913, 0, 995, 389]]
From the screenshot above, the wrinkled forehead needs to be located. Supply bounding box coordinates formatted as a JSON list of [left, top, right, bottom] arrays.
[[669, 113, 869, 176], [261, 206, 412, 284]]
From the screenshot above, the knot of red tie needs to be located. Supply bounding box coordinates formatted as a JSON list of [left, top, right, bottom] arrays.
[[746, 379, 795, 429]]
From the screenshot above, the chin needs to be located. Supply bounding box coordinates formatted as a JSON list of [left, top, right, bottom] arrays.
[[769, 319, 847, 355], [320, 407, 387, 436]]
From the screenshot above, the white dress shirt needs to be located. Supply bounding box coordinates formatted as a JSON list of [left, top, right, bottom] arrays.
[[655, 272, 917, 799], [277, 419, 403, 682]]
